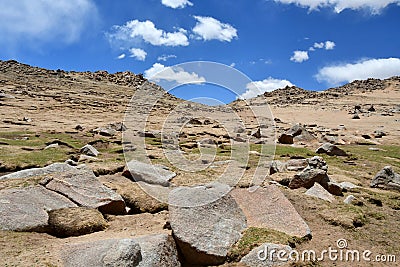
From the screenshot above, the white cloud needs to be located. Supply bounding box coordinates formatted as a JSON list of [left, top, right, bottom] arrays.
[[129, 48, 147, 61], [192, 16, 238, 42], [324, 40, 336, 50], [0, 0, 97, 45], [161, 0, 193, 9], [314, 42, 325, 49], [107, 19, 189, 48], [239, 77, 294, 99], [144, 63, 206, 84], [273, 0, 400, 14], [117, 54, 126, 59], [290, 50, 309, 63], [316, 58, 400, 85], [157, 54, 177, 61]]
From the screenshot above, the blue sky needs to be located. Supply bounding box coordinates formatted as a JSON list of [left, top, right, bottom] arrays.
[[0, 0, 399, 104]]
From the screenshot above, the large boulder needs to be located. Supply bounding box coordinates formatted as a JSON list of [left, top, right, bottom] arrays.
[[0, 186, 77, 232], [135, 234, 181, 267], [0, 163, 77, 180], [230, 186, 311, 238], [48, 207, 108, 237], [371, 166, 400, 190], [122, 160, 176, 187], [316, 143, 347, 156], [169, 182, 247, 265], [278, 124, 316, 144], [240, 243, 293, 267], [61, 239, 141, 267], [42, 170, 126, 215]]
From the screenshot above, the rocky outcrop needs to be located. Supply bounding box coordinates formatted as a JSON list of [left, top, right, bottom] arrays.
[[0, 186, 77, 232], [135, 234, 181, 267], [0, 163, 77, 180], [48, 207, 108, 237], [371, 166, 400, 190], [278, 124, 316, 144], [230, 186, 311, 238], [122, 160, 176, 187], [289, 156, 342, 196], [61, 239, 142, 267], [169, 182, 246, 265], [42, 169, 126, 215]]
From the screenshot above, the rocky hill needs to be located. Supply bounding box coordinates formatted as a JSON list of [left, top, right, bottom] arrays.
[[0, 60, 399, 266]]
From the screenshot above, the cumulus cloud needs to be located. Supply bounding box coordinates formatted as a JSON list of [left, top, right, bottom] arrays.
[[117, 54, 126, 60], [239, 77, 294, 99], [314, 42, 325, 49], [192, 16, 238, 42], [129, 48, 147, 61], [107, 19, 189, 48], [0, 0, 97, 45], [157, 54, 177, 61], [290, 50, 309, 63], [324, 40, 336, 50], [316, 58, 400, 85], [161, 0, 193, 9], [312, 40, 335, 50], [145, 63, 206, 84], [273, 0, 400, 14]]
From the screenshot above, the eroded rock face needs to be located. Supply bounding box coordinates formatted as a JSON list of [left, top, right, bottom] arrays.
[[230, 186, 311, 238], [135, 234, 181, 267], [61, 239, 142, 267], [0, 163, 78, 180], [42, 170, 126, 215], [0, 186, 77, 232], [122, 160, 176, 187], [371, 166, 400, 190], [169, 182, 246, 266]]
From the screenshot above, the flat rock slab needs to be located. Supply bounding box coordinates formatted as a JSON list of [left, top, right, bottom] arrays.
[[305, 183, 336, 203], [43, 170, 126, 215], [123, 160, 176, 187], [135, 234, 181, 267], [230, 186, 311, 238], [0, 185, 77, 232], [240, 243, 293, 267], [0, 163, 78, 180], [169, 182, 247, 266], [62, 239, 141, 267]]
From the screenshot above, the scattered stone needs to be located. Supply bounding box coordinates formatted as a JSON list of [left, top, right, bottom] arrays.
[[81, 144, 99, 157], [344, 195, 355, 204], [327, 182, 343, 196], [315, 143, 347, 156], [48, 207, 108, 237], [278, 123, 315, 144], [135, 234, 181, 267], [368, 105, 376, 112], [277, 134, 293, 144], [240, 243, 293, 267], [43, 169, 126, 215], [371, 166, 400, 189], [289, 157, 330, 190], [305, 183, 335, 203], [231, 186, 311, 238], [78, 155, 101, 163], [362, 134, 371, 139], [109, 122, 127, 132], [252, 128, 261, 138], [65, 159, 78, 166], [269, 161, 287, 175], [286, 159, 308, 171], [169, 182, 246, 265], [0, 186, 77, 232], [61, 239, 141, 267], [352, 114, 360, 119], [122, 160, 176, 187], [75, 125, 84, 131], [93, 127, 117, 137], [339, 182, 358, 191], [0, 163, 78, 180], [44, 143, 59, 150], [373, 130, 386, 138], [188, 118, 202, 125]]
